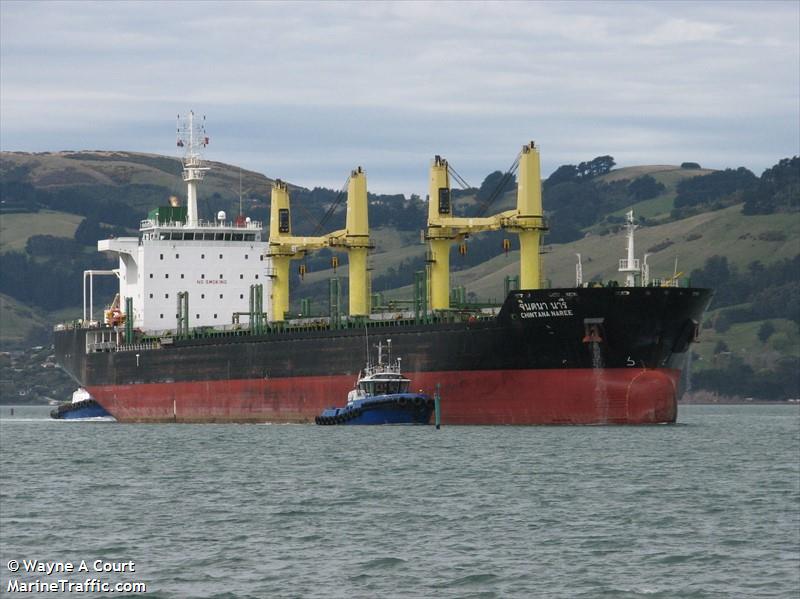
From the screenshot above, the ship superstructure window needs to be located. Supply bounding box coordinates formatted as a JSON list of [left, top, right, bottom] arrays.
[[160, 314, 164, 319], [165, 274, 169, 279], [255, 274, 259, 279], [149, 274, 153, 279], [219, 294, 223, 299], [215, 233, 223, 241], [181, 274, 184, 279], [233, 233, 243, 241], [176, 254, 180, 259], [201, 254, 205, 259], [240, 294, 244, 299], [149, 293, 153, 299], [214, 313, 217, 319], [240, 274, 244, 279], [184, 233, 194, 241], [278, 208, 290, 233], [160, 254, 164, 260], [196, 314, 199, 319], [201, 274, 205, 279], [165, 294, 169, 298], [245, 254, 248, 260], [219, 254, 223, 259]]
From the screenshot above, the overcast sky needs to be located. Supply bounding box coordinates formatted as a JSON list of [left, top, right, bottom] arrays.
[[1, 1, 798, 195]]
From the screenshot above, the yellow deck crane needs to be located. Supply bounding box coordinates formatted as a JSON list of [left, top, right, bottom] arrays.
[[426, 142, 548, 310], [267, 168, 371, 322]]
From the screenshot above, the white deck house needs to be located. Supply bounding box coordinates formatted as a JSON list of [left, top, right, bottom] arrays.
[[100, 215, 271, 331]]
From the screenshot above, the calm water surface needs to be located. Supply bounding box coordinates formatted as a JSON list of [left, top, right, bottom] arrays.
[[1, 405, 798, 598]]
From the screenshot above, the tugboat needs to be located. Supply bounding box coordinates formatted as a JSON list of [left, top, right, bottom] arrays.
[[50, 388, 114, 420], [315, 340, 433, 425]]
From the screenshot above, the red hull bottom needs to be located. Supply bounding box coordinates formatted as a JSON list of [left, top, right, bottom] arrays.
[[89, 368, 679, 425]]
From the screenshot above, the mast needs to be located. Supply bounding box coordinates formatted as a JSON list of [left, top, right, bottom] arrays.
[[177, 111, 209, 227], [618, 210, 640, 287]]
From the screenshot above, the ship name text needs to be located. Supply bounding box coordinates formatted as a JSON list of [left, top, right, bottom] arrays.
[[516, 298, 573, 319]]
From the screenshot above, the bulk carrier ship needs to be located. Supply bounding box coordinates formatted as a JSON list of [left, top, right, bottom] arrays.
[[54, 114, 713, 424]]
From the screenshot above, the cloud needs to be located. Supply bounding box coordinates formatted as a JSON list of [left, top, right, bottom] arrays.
[[1, 0, 797, 195]]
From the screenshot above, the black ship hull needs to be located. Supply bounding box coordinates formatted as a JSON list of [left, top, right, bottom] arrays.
[[54, 287, 713, 424]]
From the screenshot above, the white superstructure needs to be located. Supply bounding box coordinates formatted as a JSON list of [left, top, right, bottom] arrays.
[[98, 113, 272, 331]]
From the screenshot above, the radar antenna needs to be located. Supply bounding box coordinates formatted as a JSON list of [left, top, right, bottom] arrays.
[[176, 111, 210, 227]]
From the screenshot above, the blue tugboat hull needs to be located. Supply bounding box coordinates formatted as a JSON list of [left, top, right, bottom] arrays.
[[316, 393, 433, 425], [51, 400, 113, 420]]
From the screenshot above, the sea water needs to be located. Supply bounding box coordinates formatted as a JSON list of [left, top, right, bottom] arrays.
[[1, 405, 798, 598]]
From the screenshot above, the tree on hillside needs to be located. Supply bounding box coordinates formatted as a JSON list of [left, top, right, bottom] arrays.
[[544, 164, 578, 188], [742, 156, 800, 215], [477, 170, 516, 203], [757, 321, 776, 343], [577, 155, 615, 179], [629, 175, 666, 201], [674, 167, 758, 211]]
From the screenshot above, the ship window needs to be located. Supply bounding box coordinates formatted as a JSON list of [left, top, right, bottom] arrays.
[[245, 254, 248, 260], [160, 233, 169, 241], [165, 293, 169, 298], [173, 232, 183, 241], [165, 274, 169, 279], [175, 254, 180, 259], [245, 234, 255, 241], [438, 188, 450, 214], [160, 314, 164, 319], [240, 274, 243, 279], [255, 274, 259, 279], [149, 274, 154, 279], [201, 294, 205, 299], [278, 208, 290, 233], [224, 233, 232, 241], [233, 233, 243, 241], [260, 256, 263, 261], [215, 233, 224, 241], [219, 254, 223, 259], [201, 274, 205, 279], [240, 294, 244, 299], [149, 293, 153, 299], [196, 314, 199, 319], [180, 274, 184, 279], [184, 233, 194, 241], [201, 254, 205, 259], [219, 294, 223, 299], [219, 274, 223, 279], [160, 254, 164, 260], [214, 313, 217, 319]]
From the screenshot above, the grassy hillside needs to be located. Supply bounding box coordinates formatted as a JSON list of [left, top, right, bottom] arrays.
[[0, 210, 84, 253]]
